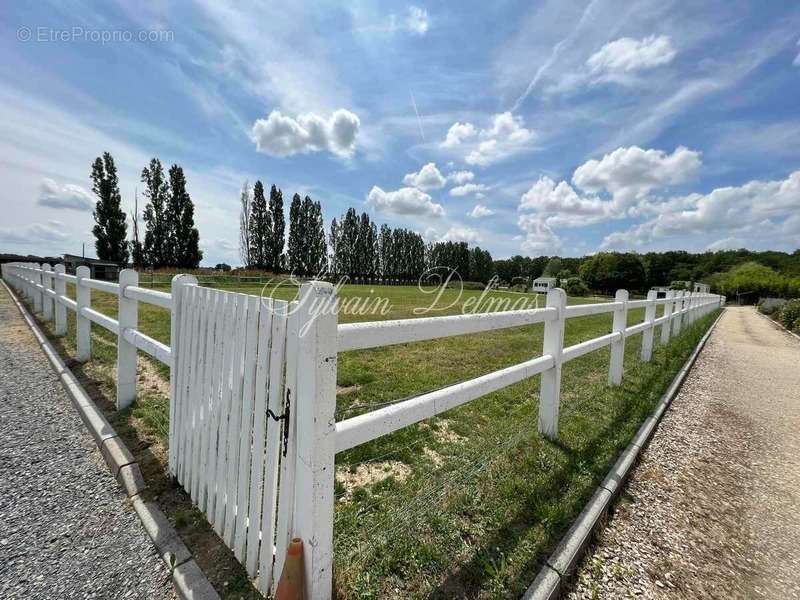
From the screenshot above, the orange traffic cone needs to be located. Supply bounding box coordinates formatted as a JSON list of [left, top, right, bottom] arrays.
[[275, 538, 305, 600]]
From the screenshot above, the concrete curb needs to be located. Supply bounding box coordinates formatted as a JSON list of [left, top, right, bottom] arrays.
[[2, 279, 220, 600], [522, 308, 726, 600], [755, 308, 800, 342]]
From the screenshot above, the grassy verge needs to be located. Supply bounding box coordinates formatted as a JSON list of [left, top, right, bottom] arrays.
[[11, 279, 719, 598]]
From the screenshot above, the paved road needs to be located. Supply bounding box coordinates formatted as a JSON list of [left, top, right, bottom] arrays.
[[568, 307, 800, 599], [0, 285, 176, 599]]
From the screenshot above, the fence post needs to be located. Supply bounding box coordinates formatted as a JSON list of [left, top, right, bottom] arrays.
[[538, 287, 566, 439], [293, 281, 337, 600], [641, 290, 657, 362], [168, 273, 199, 476], [608, 289, 629, 386], [117, 269, 139, 409], [75, 266, 91, 362], [41, 264, 53, 322], [660, 290, 673, 345], [33, 264, 43, 314], [672, 291, 684, 336], [53, 264, 67, 335]]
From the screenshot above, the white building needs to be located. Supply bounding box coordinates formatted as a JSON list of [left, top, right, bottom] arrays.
[[693, 282, 710, 293], [532, 277, 557, 293]]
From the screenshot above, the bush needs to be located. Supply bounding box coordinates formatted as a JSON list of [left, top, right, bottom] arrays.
[[565, 278, 589, 296], [778, 299, 800, 331], [758, 298, 786, 315]]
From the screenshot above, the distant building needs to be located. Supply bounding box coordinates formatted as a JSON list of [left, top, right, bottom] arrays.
[[693, 282, 710, 293], [651, 286, 670, 299], [532, 277, 557, 293], [62, 254, 120, 281]]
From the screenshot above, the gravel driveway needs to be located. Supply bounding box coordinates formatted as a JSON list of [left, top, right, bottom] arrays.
[[568, 306, 800, 599], [0, 285, 176, 599]]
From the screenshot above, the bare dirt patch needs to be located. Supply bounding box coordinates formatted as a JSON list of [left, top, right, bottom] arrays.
[[336, 461, 412, 501]]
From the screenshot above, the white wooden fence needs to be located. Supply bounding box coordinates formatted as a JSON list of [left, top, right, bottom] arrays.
[[1, 262, 724, 599]]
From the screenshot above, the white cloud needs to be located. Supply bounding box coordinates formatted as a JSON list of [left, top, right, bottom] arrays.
[[447, 170, 475, 185], [443, 112, 535, 167], [37, 178, 94, 211], [450, 183, 488, 197], [517, 214, 563, 254], [441, 122, 476, 148], [519, 176, 609, 226], [250, 109, 360, 158], [439, 226, 482, 243], [403, 162, 446, 190], [367, 186, 444, 218], [468, 204, 494, 218], [405, 6, 430, 35], [0, 220, 70, 245], [601, 170, 800, 250], [572, 145, 701, 209], [587, 35, 676, 77]]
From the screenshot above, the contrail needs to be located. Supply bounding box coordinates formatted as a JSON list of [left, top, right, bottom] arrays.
[[410, 91, 426, 142], [511, 0, 602, 112]]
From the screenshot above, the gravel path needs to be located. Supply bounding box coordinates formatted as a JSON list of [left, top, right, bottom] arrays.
[[568, 307, 800, 599], [0, 285, 176, 599]]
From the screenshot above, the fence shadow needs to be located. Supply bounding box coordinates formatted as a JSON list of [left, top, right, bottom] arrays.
[[426, 351, 684, 599]]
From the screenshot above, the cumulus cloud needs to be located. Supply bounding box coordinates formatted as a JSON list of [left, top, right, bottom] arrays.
[[250, 109, 360, 157], [468, 204, 494, 218], [403, 162, 446, 190], [587, 35, 676, 77], [36, 178, 94, 211], [600, 170, 800, 250], [572, 145, 701, 209], [441, 122, 476, 148], [519, 176, 609, 226], [450, 183, 488, 197], [442, 112, 535, 167], [367, 186, 444, 218], [447, 170, 475, 185], [517, 214, 563, 254], [439, 226, 482, 243]]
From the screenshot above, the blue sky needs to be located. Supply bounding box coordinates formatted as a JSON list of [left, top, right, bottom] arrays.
[[1, 0, 799, 265]]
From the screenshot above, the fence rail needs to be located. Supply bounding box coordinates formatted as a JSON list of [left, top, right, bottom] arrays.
[[1, 261, 725, 599]]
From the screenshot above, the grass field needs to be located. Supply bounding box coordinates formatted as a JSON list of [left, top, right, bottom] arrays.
[[21, 280, 718, 598]]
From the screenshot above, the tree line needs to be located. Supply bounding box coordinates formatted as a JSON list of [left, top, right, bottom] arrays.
[[91, 152, 202, 269]]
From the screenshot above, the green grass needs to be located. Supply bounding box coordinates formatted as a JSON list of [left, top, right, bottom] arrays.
[[20, 281, 718, 598]]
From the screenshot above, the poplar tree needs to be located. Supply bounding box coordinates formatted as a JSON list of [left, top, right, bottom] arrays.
[[287, 193, 304, 274], [141, 158, 170, 268], [268, 185, 285, 272], [248, 180, 272, 269], [304, 196, 327, 276], [168, 164, 202, 268], [91, 152, 129, 264]]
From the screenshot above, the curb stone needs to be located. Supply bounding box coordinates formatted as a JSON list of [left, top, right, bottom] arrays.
[[2, 279, 220, 600], [523, 308, 726, 599]]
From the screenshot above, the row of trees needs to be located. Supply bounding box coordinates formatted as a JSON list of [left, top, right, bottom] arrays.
[[91, 152, 202, 268], [240, 182, 285, 271]]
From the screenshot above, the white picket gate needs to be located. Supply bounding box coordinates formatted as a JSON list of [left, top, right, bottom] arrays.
[[170, 279, 299, 595]]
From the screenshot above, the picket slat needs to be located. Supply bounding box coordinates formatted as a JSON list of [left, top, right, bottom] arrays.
[[196, 289, 220, 509], [234, 295, 262, 561], [204, 291, 229, 516], [213, 292, 239, 533], [245, 299, 274, 576], [223, 295, 250, 546], [271, 302, 299, 596], [257, 301, 289, 588], [177, 285, 198, 485]]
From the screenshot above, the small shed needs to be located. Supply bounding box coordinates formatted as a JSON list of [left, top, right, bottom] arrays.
[[532, 277, 557, 294], [693, 282, 710, 293], [63, 254, 120, 281]]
